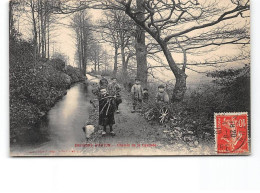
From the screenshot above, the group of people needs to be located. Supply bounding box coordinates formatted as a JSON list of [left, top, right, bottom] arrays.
[[92, 76, 122, 136], [92, 76, 170, 137], [130, 78, 170, 113]]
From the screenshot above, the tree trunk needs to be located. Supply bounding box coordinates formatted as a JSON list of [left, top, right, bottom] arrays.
[[37, 0, 41, 57], [113, 45, 118, 76], [125, 3, 187, 101], [83, 58, 87, 75], [77, 34, 82, 70], [30, 0, 38, 66], [121, 45, 127, 77], [44, 1, 48, 60], [47, 15, 50, 59], [94, 60, 97, 72], [82, 11, 88, 76], [97, 51, 100, 72], [80, 12, 85, 74], [40, 0, 45, 59], [160, 41, 187, 102], [9, 1, 14, 37], [136, 0, 148, 85], [182, 49, 187, 72]]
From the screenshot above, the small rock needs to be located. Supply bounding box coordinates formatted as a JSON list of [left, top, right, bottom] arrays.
[[162, 134, 168, 139], [194, 140, 199, 146], [39, 111, 45, 117]]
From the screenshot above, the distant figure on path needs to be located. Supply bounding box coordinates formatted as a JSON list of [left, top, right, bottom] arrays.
[[131, 78, 143, 113]]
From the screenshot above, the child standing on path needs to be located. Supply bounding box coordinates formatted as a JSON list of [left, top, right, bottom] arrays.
[[155, 84, 170, 104], [98, 88, 116, 136], [131, 78, 143, 113], [107, 77, 122, 114]]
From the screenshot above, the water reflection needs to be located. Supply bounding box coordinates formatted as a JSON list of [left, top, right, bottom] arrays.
[[13, 80, 96, 152], [61, 86, 80, 119], [43, 83, 92, 149]]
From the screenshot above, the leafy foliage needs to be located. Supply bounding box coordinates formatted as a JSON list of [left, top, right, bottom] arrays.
[[141, 65, 250, 145], [49, 58, 66, 72], [207, 65, 250, 112], [65, 65, 84, 83]]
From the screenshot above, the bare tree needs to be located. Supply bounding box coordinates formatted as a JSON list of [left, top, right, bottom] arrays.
[[147, 23, 250, 72], [9, 0, 25, 37], [11, 0, 59, 61], [89, 41, 105, 73], [99, 11, 121, 76], [100, 9, 135, 78], [89, 40, 110, 73], [122, 0, 250, 101], [136, 0, 148, 85], [50, 0, 250, 101], [71, 9, 93, 75]]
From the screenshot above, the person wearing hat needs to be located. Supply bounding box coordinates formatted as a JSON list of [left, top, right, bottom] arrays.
[[107, 77, 122, 113], [156, 84, 169, 103], [131, 78, 143, 113]]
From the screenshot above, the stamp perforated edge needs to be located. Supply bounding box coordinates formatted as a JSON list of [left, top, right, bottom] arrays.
[[214, 112, 250, 155]]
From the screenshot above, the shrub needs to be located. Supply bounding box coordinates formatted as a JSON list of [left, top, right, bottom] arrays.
[[65, 65, 85, 83], [49, 58, 65, 71], [207, 65, 250, 112], [101, 70, 114, 77]]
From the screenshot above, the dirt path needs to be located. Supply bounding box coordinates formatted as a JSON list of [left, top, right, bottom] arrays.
[[81, 85, 215, 156]]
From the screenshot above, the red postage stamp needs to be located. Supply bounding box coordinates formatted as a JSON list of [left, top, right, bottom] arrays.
[[215, 112, 249, 154]]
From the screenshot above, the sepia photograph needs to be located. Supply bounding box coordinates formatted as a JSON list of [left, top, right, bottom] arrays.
[[9, 0, 250, 156]]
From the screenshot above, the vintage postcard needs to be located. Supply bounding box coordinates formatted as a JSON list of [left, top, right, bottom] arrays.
[[9, 0, 250, 156]]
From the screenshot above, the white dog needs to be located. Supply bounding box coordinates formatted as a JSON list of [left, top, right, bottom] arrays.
[[82, 124, 95, 139]]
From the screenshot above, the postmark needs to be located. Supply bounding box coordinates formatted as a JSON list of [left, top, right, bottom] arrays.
[[215, 112, 249, 154]]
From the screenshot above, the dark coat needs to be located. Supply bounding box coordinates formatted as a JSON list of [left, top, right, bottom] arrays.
[[98, 94, 116, 126]]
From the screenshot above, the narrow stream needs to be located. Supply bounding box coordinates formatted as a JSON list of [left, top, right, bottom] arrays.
[[11, 75, 99, 153]]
